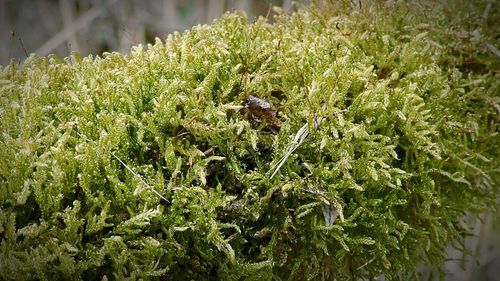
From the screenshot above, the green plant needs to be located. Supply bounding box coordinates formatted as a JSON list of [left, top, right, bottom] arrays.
[[0, 1, 498, 280]]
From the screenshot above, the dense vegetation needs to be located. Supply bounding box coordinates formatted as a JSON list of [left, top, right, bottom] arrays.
[[0, 1, 498, 280]]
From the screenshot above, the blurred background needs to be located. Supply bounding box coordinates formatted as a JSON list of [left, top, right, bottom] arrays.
[[0, 1, 498, 280], [0, 0, 306, 65]]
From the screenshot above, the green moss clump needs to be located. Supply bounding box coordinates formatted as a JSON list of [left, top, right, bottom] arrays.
[[0, 1, 499, 280]]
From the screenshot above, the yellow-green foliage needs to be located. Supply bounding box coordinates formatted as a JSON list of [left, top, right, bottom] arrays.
[[0, 1, 499, 280]]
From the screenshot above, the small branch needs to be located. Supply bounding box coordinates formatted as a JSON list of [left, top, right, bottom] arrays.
[[36, 0, 118, 56], [481, 2, 492, 20], [483, 41, 500, 58], [18, 37, 29, 58], [269, 117, 323, 179], [75, 131, 168, 203], [59, 0, 80, 53], [111, 152, 169, 203]]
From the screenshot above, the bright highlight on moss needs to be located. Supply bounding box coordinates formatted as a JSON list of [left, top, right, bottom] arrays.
[[0, 0, 499, 280]]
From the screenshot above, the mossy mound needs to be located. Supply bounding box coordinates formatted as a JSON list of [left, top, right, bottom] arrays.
[[1, 1, 499, 280]]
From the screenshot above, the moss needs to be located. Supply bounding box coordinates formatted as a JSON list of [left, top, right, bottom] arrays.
[[0, 0, 499, 280]]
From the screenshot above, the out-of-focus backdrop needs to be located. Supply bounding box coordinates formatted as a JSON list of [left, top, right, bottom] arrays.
[[0, 0, 304, 65], [0, 1, 498, 280]]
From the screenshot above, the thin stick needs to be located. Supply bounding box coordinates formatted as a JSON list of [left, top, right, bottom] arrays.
[[59, 0, 80, 53], [484, 41, 500, 58], [35, 0, 118, 56], [74, 130, 168, 203], [19, 38, 29, 58], [269, 117, 323, 179], [111, 152, 169, 203], [265, 2, 272, 20]]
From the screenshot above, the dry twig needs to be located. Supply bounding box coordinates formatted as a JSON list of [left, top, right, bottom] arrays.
[[269, 116, 323, 179]]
